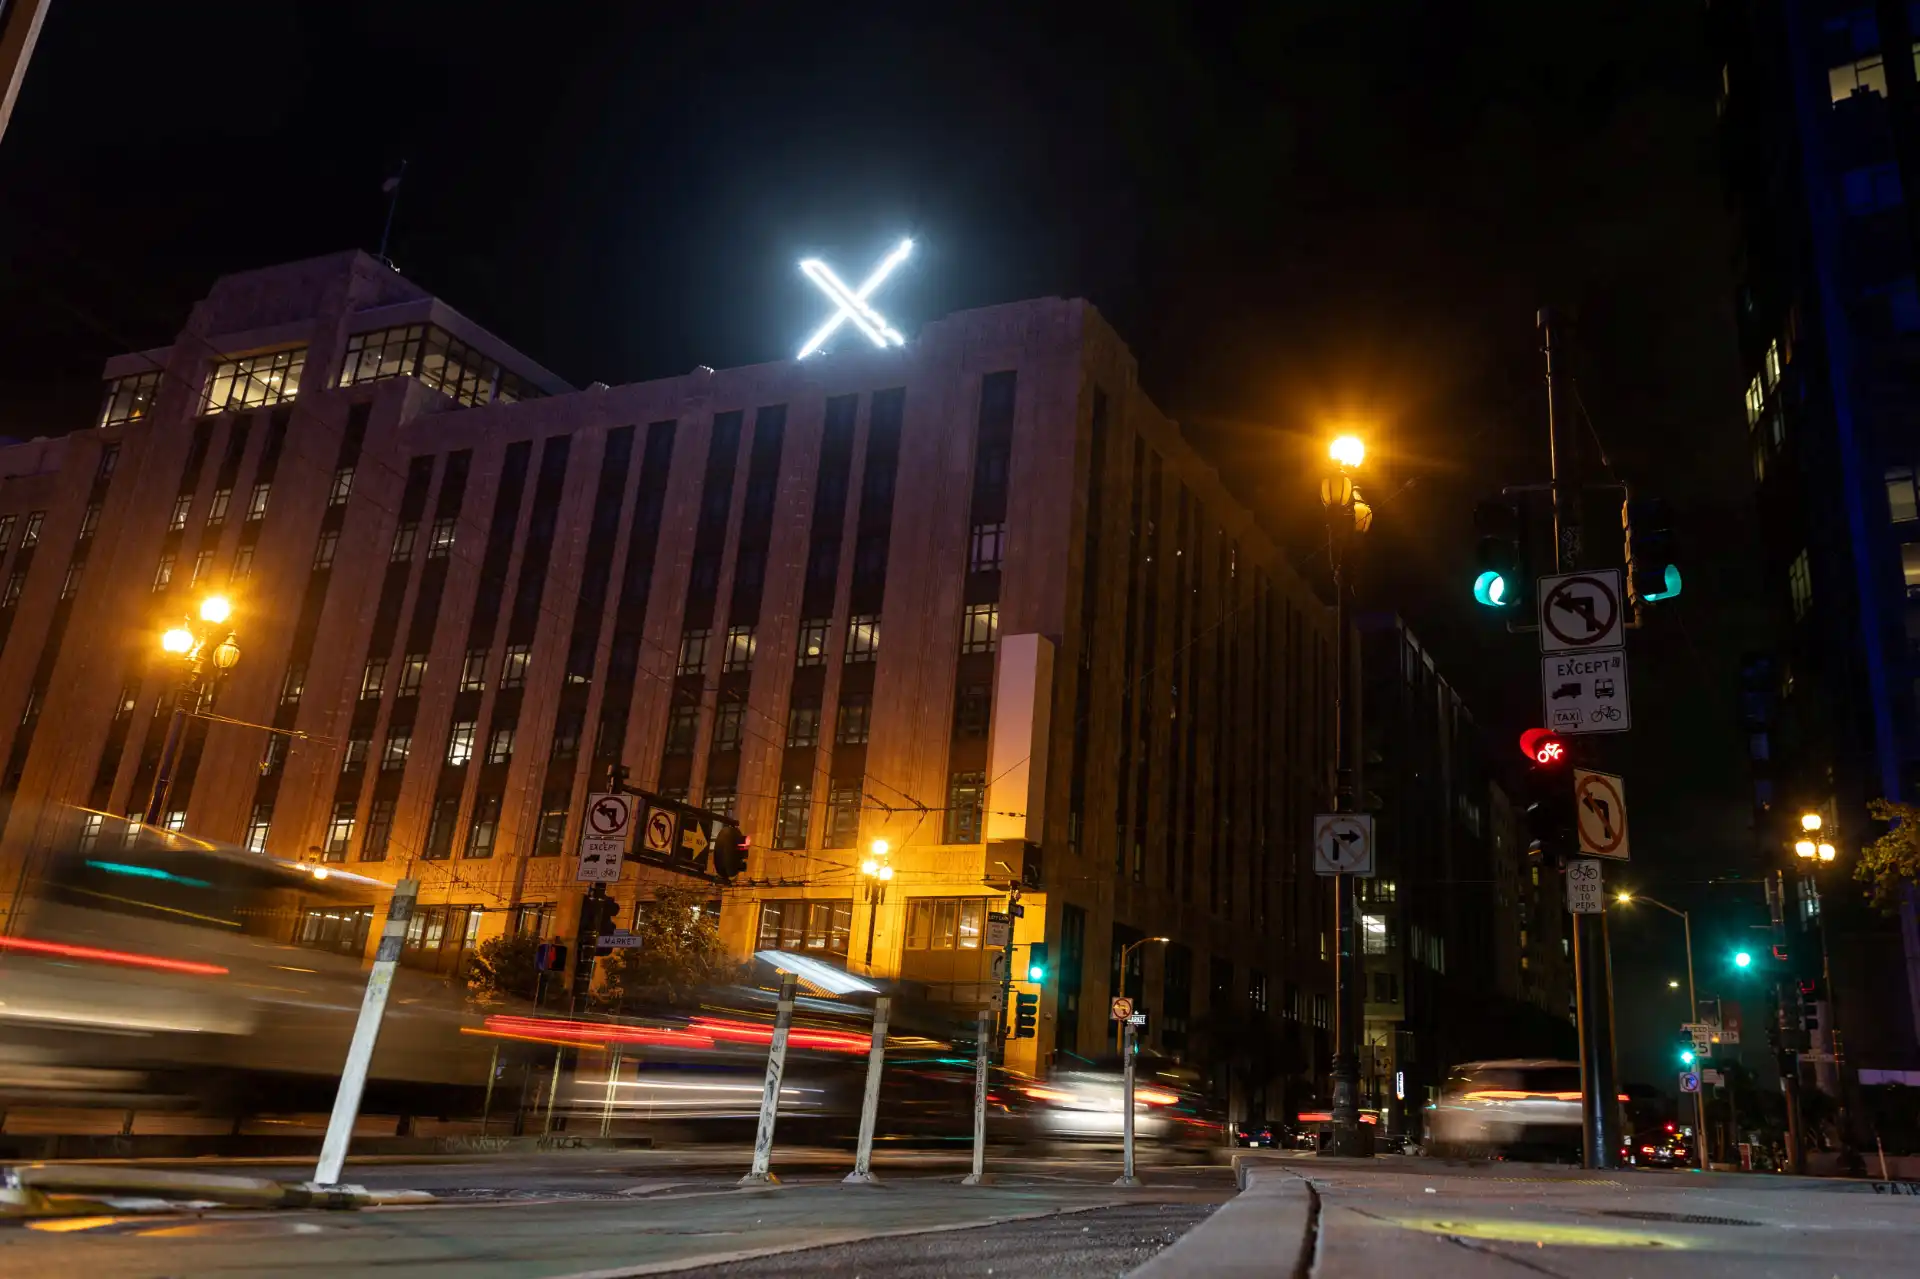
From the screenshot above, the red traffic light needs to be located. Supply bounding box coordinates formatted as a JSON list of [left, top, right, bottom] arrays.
[[1519, 728, 1568, 766]]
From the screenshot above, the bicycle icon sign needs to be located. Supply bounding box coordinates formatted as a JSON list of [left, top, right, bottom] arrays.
[[1539, 648, 1631, 736]]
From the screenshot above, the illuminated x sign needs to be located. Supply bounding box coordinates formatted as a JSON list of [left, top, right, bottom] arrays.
[[797, 238, 913, 358]]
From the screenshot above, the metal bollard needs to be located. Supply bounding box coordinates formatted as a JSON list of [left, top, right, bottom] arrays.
[[960, 1010, 992, 1186], [740, 973, 799, 1186], [844, 996, 892, 1184]]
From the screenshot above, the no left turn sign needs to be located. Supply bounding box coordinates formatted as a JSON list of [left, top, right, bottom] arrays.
[[1574, 769, 1629, 860], [1537, 569, 1624, 652]]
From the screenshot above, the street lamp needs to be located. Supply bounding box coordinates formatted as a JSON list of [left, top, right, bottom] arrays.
[[859, 838, 893, 970], [1114, 935, 1169, 1187], [1800, 812, 1823, 832], [1319, 430, 1371, 1158], [1614, 891, 1711, 1173], [144, 597, 241, 828]]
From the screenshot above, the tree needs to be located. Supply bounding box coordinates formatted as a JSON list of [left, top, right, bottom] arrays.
[[467, 933, 543, 1009], [595, 884, 741, 1012], [1856, 799, 1920, 912]]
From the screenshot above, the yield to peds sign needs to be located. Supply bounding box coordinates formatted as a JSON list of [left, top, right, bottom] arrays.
[[1574, 768, 1629, 860]]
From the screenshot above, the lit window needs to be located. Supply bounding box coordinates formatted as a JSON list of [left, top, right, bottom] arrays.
[[1789, 549, 1814, 617], [245, 482, 271, 522], [78, 503, 101, 540], [341, 736, 370, 771], [969, 521, 1006, 573], [1763, 339, 1782, 389], [169, 493, 192, 531], [77, 812, 103, 853], [678, 628, 710, 675], [397, 653, 427, 695], [1745, 374, 1764, 428], [21, 512, 42, 547], [230, 541, 255, 582], [429, 516, 456, 558], [466, 794, 501, 858], [244, 804, 273, 853], [796, 618, 830, 666], [500, 644, 531, 689], [203, 347, 306, 413], [324, 802, 356, 862], [712, 699, 745, 752], [755, 899, 851, 956], [311, 530, 339, 571], [447, 720, 477, 765], [390, 521, 418, 562], [787, 699, 821, 749], [704, 786, 738, 822], [191, 549, 214, 585], [1362, 913, 1389, 955], [329, 466, 354, 507], [360, 658, 388, 700], [944, 770, 985, 844], [258, 736, 285, 777], [773, 781, 811, 849], [960, 602, 999, 654], [1904, 545, 1920, 596], [460, 647, 488, 692], [340, 324, 501, 407], [206, 488, 231, 526], [665, 703, 701, 754], [1891, 469, 1920, 523], [486, 726, 515, 765], [381, 732, 411, 771], [100, 370, 163, 427], [846, 613, 880, 662], [1830, 56, 1887, 103], [722, 625, 756, 673], [152, 552, 175, 592]]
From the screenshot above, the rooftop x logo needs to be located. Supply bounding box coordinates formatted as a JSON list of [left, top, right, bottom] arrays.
[[797, 238, 913, 358]]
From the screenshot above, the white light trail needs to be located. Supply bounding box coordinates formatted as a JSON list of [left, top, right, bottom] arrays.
[[797, 238, 913, 358]]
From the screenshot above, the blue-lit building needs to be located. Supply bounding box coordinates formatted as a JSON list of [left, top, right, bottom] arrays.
[[1714, 0, 1920, 1087]]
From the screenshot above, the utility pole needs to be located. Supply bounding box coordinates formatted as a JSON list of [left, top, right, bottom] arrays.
[[1542, 308, 1622, 1170]]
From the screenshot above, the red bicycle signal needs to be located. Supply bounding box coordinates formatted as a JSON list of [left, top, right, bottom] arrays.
[[1519, 728, 1568, 766]]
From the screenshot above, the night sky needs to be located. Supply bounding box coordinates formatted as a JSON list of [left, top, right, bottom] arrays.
[[0, 1, 1771, 1089]]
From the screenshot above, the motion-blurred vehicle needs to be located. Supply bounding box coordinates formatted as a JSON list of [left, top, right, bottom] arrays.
[[0, 826, 491, 1116], [1426, 1059, 1584, 1161], [1012, 1052, 1226, 1151]]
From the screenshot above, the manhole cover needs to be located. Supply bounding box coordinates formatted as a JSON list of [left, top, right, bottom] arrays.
[[1600, 1210, 1762, 1227]]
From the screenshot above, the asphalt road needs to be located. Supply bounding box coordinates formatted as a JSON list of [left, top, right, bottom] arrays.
[[0, 1150, 1234, 1279]]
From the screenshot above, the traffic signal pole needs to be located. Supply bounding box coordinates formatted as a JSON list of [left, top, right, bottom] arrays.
[[1542, 308, 1623, 1170]]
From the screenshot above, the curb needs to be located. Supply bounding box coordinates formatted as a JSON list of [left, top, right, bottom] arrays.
[[1130, 1163, 1314, 1279], [0, 1163, 436, 1216]]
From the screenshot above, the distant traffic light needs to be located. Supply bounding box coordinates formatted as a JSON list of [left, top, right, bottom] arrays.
[[1733, 951, 1753, 969], [1677, 1025, 1697, 1066], [1800, 977, 1822, 1031], [1472, 500, 1527, 609], [1624, 498, 1682, 604], [1026, 942, 1049, 983], [1013, 992, 1039, 1039]]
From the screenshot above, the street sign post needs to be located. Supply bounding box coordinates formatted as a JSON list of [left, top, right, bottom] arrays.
[[1312, 813, 1375, 876], [1574, 769, 1630, 859], [1541, 650, 1631, 735], [1565, 858, 1604, 913], [576, 792, 632, 882], [1537, 570, 1625, 653]]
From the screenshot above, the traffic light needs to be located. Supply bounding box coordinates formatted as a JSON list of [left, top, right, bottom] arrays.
[[1799, 978, 1822, 1031], [1472, 500, 1528, 609], [1733, 950, 1752, 970], [1677, 1026, 1696, 1066], [1624, 498, 1682, 605], [581, 892, 620, 941], [712, 825, 749, 881], [1013, 992, 1039, 1039], [1519, 729, 1575, 859], [1026, 942, 1049, 983]]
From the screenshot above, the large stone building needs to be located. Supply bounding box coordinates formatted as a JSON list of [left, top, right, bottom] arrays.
[[0, 251, 1341, 1103]]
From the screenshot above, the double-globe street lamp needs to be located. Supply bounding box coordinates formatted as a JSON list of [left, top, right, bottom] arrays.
[[859, 838, 894, 971], [1614, 891, 1710, 1173], [1320, 432, 1371, 1156], [145, 594, 240, 827]]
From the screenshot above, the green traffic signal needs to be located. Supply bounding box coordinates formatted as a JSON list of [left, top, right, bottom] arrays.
[[1473, 570, 1512, 608], [1643, 564, 1683, 602], [1680, 1048, 1696, 1066], [1733, 951, 1752, 969], [1026, 942, 1048, 983]]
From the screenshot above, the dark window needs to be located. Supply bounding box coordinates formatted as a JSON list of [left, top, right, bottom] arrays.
[[836, 692, 872, 744], [953, 676, 992, 739], [825, 780, 862, 848], [773, 781, 811, 849], [712, 699, 745, 752], [787, 699, 821, 749], [665, 703, 700, 755], [362, 799, 395, 861]]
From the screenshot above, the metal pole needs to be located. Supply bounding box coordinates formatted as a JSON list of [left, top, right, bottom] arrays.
[[480, 1044, 499, 1136], [864, 883, 880, 970], [961, 1010, 992, 1185], [845, 995, 892, 1184], [1543, 307, 1619, 1170], [1682, 911, 1708, 1173], [600, 1045, 622, 1137], [1328, 516, 1363, 1156], [143, 682, 194, 826], [542, 1048, 562, 1135], [740, 973, 799, 1186], [311, 878, 418, 1186], [1115, 1016, 1140, 1186]]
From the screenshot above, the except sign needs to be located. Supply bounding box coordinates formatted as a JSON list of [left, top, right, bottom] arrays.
[[576, 792, 632, 883], [1574, 769, 1630, 860], [1537, 569, 1625, 652], [1312, 813, 1376, 877], [1565, 858, 1604, 913], [1541, 649, 1631, 735], [1110, 996, 1134, 1021]]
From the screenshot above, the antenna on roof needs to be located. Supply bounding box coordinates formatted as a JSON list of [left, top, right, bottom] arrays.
[[377, 159, 408, 268]]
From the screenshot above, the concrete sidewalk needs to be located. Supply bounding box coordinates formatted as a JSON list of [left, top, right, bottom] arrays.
[[1133, 1153, 1920, 1277]]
